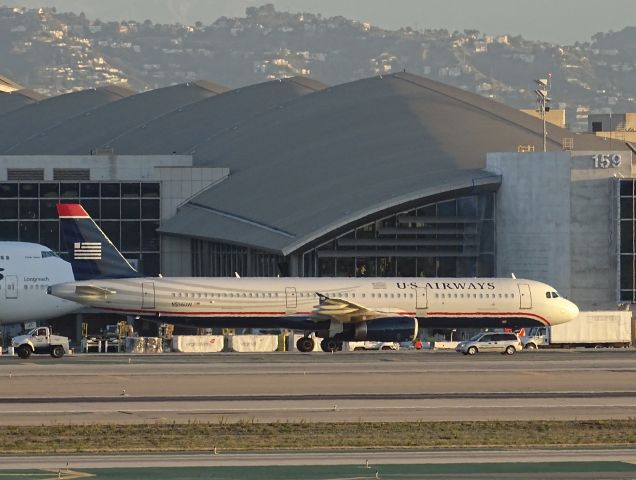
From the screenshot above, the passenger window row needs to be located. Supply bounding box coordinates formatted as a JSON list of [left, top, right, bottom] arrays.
[[172, 292, 281, 299], [167, 291, 418, 300], [435, 292, 515, 299], [369, 292, 414, 299]]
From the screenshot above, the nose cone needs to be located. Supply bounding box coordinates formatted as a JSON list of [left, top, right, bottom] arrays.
[[555, 299, 579, 325]]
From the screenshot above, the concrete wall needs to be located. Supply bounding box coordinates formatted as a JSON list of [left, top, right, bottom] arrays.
[[487, 152, 572, 296], [569, 151, 629, 308], [0, 154, 192, 180], [156, 166, 228, 276], [587, 113, 627, 132], [487, 149, 632, 310], [157, 166, 228, 220]]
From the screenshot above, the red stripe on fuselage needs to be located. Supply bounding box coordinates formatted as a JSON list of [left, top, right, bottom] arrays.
[[97, 306, 548, 324]]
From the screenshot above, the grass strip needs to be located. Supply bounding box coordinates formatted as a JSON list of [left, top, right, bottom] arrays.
[[0, 420, 635, 454]]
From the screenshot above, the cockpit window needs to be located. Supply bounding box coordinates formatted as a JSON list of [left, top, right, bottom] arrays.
[[552, 292, 559, 298], [545, 292, 551, 299], [41, 251, 58, 258]]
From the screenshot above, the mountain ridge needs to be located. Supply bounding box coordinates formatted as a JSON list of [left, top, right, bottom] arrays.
[[1, 4, 634, 130]]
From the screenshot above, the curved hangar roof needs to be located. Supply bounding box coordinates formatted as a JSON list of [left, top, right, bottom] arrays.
[[159, 72, 618, 255], [0, 85, 134, 153], [3, 81, 228, 155], [0, 89, 47, 115], [2, 77, 325, 157], [80, 76, 327, 156]]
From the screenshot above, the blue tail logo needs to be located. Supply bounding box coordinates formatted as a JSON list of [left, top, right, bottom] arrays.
[[57, 204, 142, 280], [74, 242, 102, 260]]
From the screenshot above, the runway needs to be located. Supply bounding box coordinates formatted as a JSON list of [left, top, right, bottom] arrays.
[[0, 350, 635, 424], [3, 448, 636, 468]]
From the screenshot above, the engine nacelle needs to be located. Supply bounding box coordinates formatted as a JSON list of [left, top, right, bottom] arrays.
[[326, 317, 418, 342]]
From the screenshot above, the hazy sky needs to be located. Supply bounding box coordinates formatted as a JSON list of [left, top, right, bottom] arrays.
[[6, 0, 636, 44]]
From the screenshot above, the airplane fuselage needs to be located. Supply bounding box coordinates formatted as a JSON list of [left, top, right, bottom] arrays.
[[50, 276, 579, 330], [0, 242, 80, 324]]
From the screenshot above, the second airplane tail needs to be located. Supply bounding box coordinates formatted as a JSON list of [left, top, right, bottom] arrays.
[[57, 204, 142, 280]]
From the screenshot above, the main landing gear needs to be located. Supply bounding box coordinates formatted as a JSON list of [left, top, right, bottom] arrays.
[[296, 336, 343, 352], [320, 338, 341, 353], [296, 336, 315, 353]]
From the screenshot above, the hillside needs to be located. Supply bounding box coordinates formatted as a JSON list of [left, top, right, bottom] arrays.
[[1, 4, 635, 130]]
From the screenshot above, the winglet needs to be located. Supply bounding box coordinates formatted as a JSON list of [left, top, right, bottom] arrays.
[[57, 204, 89, 218]]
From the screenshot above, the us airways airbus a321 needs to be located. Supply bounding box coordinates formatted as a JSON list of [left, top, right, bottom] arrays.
[[48, 204, 579, 352]]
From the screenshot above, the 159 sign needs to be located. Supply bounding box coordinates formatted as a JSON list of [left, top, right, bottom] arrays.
[[593, 153, 621, 169]]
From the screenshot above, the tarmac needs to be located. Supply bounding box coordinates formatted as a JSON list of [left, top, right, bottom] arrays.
[[2, 450, 636, 479], [1, 350, 636, 478], [0, 350, 635, 424]]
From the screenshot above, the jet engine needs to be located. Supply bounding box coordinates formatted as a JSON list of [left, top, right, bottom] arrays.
[[320, 317, 418, 342]]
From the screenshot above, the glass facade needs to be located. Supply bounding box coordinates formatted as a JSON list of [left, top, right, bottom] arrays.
[[0, 182, 161, 275], [192, 240, 283, 277], [619, 179, 636, 301], [302, 193, 496, 278], [190, 192, 495, 279]]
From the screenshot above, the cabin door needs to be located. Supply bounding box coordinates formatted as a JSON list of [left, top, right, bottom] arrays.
[[142, 282, 155, 309], [5, 275, 17, 299], [285, 287, 297, 312], [415, 286, 428, 316], [518, 284, 532, 309]]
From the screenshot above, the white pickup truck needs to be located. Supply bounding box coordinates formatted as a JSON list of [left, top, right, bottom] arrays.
[[12, 326, 70, 359]]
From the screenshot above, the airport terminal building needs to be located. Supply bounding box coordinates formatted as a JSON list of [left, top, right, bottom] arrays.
[[0, 72, 634, 331]]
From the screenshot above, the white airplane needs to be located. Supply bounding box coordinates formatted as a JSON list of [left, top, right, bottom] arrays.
[[48, 204, 579, 352], [0, 241, 81, 324]]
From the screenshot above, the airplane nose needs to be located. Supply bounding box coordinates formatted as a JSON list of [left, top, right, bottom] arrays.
[[560, 300, 579, 323]]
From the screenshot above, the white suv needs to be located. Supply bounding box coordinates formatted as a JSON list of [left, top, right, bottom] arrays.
[[455, 332, 522, 356]]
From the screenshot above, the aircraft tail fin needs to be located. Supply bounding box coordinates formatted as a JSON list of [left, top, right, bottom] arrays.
[[57, 204, 142, 280]]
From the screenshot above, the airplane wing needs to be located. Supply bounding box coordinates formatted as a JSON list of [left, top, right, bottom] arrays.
[[75, 285, 117, 297], [312, 293, 398, 323]]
